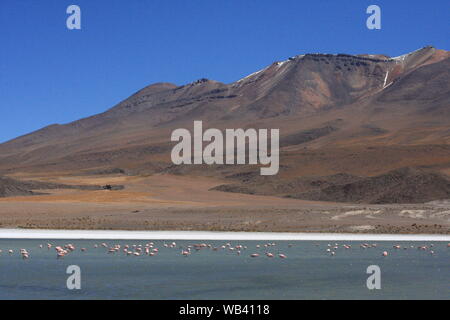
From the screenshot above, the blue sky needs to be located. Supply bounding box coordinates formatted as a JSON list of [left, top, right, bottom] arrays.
[[0, 0, 448, 143]]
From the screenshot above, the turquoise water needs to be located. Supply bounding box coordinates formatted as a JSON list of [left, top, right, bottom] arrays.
[[0, 240, 448, 300]]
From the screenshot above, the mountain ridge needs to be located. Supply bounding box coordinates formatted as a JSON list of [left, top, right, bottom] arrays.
[[0, 46, 449, 204]]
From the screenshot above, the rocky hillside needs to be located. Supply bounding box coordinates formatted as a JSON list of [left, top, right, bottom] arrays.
[[0, 46, 449, 204]]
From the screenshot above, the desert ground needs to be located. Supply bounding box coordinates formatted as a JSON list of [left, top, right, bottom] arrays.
[[0, 172, 448, 234]]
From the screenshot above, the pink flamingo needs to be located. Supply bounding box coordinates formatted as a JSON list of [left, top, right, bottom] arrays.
[[181, 250, 190, 256], [20, 249, 29, 259]]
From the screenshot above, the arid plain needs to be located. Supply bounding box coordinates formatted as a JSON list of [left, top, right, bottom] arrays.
[[0, 172, 449, 233]]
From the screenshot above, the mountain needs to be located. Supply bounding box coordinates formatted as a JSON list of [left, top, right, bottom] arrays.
[[0, 46, 449, 204]]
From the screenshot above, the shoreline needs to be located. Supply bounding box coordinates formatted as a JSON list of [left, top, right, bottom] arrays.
[[0, 228, 449, 241]]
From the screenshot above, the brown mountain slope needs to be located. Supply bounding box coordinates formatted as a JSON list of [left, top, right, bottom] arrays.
[[212, 167, 450, 204], [293, 167, 450, 204], [0, 46, 449, 204]]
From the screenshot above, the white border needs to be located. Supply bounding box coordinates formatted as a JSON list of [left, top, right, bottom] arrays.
[[0, 229, 449, 241]]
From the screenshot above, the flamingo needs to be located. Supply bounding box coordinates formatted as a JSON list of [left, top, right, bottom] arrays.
[[250, 253, 259, 258], [20, 249, 30, 259], [266, 253, 274, 258], [382, 251, 388, 256], [181, 250, 190, 256]]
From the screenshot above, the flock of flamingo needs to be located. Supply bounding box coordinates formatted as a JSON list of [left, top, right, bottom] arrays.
[[0, 241, 448, 260], [324, 242, 448, 256]]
